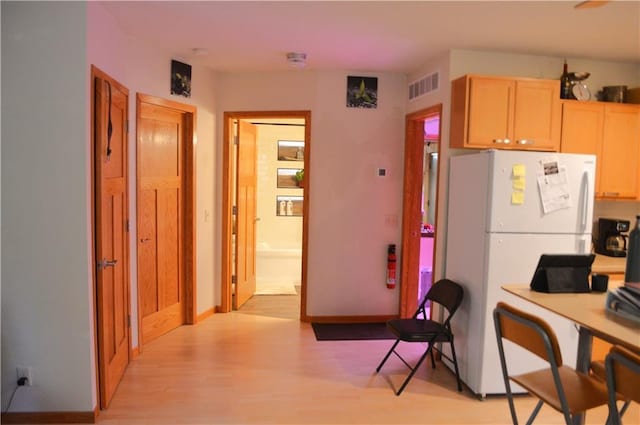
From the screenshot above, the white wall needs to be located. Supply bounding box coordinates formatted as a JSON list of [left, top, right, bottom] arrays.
[[1, 1, 95, 412], [256, 124, 304, 249], [216, 71, 407, 316]]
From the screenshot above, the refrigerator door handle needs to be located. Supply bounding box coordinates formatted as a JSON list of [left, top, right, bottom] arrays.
[[580, 170, 590, 232]]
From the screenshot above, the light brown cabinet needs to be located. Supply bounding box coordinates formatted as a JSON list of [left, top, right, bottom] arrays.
[[560, 100, 640, 199], [450, 75, 561, 151]]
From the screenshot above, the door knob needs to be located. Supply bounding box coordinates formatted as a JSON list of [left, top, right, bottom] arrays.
[[97, 258, 118, 269]]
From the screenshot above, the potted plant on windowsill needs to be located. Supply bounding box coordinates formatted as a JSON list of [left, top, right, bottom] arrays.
[[295, 169, 304, 188]]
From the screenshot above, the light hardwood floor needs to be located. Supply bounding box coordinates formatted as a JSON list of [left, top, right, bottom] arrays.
[[94, 294, 637, 425]]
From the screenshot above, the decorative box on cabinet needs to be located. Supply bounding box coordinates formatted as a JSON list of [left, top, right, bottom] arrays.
[[450, 75, 561, 151], [560, 100, 640, 199]]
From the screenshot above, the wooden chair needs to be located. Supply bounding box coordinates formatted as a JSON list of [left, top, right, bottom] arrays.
[[604, 345, 640, 425], [375, 278, 464, 395], [493, 302, 609, 424]]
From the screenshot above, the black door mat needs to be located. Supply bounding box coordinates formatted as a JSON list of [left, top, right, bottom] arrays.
[[311, 322, 396, 341]]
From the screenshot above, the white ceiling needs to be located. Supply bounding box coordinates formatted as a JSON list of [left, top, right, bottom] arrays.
[[101, 1, 640, 74]]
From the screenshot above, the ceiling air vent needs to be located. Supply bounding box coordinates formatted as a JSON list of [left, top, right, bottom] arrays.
[[408, 71, 439, 101]]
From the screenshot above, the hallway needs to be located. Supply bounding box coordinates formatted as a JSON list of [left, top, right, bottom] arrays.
[[94, 294, 624, 424]]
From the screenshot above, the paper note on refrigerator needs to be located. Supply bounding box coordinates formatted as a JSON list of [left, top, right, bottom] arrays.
[[537, 165, 572, 213], [512, 164, 525, 177], [511, 164, 526, 204], [511, 191, 525, 205], [512, 177, 526, 191]]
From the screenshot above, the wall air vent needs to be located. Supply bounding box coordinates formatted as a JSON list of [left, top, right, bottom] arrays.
[[408, 71, 439, 101]]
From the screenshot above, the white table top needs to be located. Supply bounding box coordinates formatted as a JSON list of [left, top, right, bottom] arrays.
[[502, 283, 640, 353]]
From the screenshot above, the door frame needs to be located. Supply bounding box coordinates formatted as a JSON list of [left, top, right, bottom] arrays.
[[135, 93, 197, 352], [399, 104, 443, 318], [91, 65, 132, 409], [221, 111, 311, 320]]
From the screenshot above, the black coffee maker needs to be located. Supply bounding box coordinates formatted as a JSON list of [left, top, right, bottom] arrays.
[[595, 218, 630, 257]]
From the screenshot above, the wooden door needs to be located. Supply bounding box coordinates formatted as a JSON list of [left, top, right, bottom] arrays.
[[235, 121, 257, 309], [137, 100, 187, 344], [513, 79, 560, 151], [93, 69, 130, 408], [600, 104, 640, 199]]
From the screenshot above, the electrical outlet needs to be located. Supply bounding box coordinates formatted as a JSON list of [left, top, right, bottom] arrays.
[[17, 366, 33, 386]]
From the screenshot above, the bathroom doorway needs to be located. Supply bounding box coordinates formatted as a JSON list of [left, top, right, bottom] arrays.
[[221, 111, 311, 319], [399, 105, 442, 318], [249, 118, 305, 296]]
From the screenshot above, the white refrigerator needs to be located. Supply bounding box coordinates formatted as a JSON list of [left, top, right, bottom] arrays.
[[444, 150, 596, 397]]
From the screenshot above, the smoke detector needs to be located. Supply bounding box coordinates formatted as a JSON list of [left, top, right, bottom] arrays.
[[286, 52, 307, 69]]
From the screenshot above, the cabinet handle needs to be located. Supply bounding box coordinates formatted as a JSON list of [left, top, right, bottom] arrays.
[[516, 139, 534, 145], [493, 138, 511, 144], [602, 192, 620, 197]]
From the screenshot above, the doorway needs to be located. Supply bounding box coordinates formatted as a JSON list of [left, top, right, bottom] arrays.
[[221, 111, 311, 320], [399, 105, 442, 318], [251, 119, 305, 296]]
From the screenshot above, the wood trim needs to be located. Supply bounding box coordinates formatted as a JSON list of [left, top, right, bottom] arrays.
[[306, 315, 397, 324], [1, 410, 97, 424], [222, 111, 311, 319], [220, 113, 234, 313], [89, 64, 99, 417], [135, 94, 197, 351], [399, 105, 443, 318], [131, 346, 140, 359], [197, 307, 216, 322], [184, 107, 197, 324], [300, 116, 311, 322]]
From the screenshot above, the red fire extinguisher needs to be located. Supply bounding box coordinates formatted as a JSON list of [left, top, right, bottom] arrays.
[[387, 244, 396, 289]]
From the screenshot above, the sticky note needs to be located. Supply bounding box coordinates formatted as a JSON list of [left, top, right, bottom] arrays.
[[513, 177, 526, 190], [511, 191, 524, 205], [513, 164, 525, 177]]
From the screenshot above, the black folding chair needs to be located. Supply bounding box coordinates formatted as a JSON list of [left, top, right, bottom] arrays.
[[375, 278, 464, 395]]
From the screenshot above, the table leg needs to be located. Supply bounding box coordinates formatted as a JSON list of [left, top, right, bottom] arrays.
[[572, 326, 593, 425]]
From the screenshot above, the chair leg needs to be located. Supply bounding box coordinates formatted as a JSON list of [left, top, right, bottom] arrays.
[[429, 344, 436, 369], [395, 345, 434, 396], [376, 339, 400, 372], [526, 400, 544, 425], [448, 341, 463, 392]]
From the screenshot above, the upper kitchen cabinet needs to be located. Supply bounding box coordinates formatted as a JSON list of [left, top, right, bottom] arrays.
[[450, 75, 561, 151], [561, 101, 640, 199], [601, 104, 640, 199]]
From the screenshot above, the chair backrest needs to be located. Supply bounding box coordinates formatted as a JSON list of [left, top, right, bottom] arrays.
[[606, 345, 640, 404], [493, 301, 563, 366], [415, 279, 464, 325]]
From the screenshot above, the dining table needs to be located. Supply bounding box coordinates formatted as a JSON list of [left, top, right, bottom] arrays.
[[502, 282, 639, 425]]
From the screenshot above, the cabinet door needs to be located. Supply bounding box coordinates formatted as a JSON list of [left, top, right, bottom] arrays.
[[513, 80, 561, 151], [600, 104, 640, 199], [560, 101, 604, 192], [467, 77, 514, 148]]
